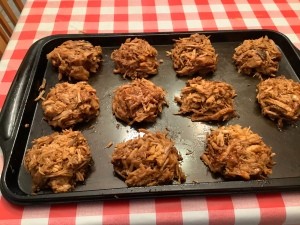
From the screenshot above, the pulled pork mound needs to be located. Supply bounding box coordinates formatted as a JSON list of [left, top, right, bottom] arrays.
[[111, 129, 186, 186], [167, 33, 218, 76], [257, 76, 300, 128], [24, 130, 93, 193], [175, 77, 237, 122], [233, 36, 282, 77], [201, 125, 275, 180], [47, 40, 102, 81], [111, 38, 159, 79], [42, 82, 100, 129], [112, 78, 167, 125]]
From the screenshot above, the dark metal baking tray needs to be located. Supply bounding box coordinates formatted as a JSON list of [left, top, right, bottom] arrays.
[[1, 30, 300, 205]]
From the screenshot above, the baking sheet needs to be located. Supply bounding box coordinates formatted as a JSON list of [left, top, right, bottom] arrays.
[[1, 30, 300, 205]]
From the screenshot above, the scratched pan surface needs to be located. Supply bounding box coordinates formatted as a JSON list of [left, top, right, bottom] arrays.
[[1, 30, 300, 205]]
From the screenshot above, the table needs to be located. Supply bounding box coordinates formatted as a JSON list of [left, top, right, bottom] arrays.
[[1, 0, 300, 224]]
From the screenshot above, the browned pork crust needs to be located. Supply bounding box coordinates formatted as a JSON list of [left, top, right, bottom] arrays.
[[167, 33, 218, 76], [111, 129, 186, 186], [201, 125, 275, 180], [175, 77, 237, 122], [111, 38, 159, 79], [233, 36, 282, 77], [47, 40, 102, 81], [24, 130, 93, 193], [257, 76, 300, 128], [112, 78, 167, 125], [42, 82, 100, 129]]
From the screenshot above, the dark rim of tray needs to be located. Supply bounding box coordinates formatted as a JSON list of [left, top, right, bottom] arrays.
[[1, 29, 300, 205]]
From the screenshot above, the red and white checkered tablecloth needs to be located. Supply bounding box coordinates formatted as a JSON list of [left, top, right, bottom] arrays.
[[1, 0, 300, 224]]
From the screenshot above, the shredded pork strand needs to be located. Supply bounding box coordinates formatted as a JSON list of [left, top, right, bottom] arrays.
[[34, 78, 47, 101], [42, 82, 100, 129], [47, 40, 102, 81], [167, 33, 218, 76], [175, 77, 237, 122], [233, 36, 282, 77], [111, 129, 186, 187], [24, 130, 93, 193], [257, 75, 300, 128], [39, 78, 47, 91], [200, 125, 275, 180], [112, 78, 167, 125], [111, 38, 159, 79]]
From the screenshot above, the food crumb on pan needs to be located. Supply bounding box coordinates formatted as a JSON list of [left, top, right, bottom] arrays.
[[34, 90, 45, 101], [111, 129, 186, 187], [23, 129, 93, 193], [105, 141, 113, 148], [200, 124, 275, 180], [34, 78, 47, 101], [39, 78, 47, 91], [185, 150, 194, 155], [111, 38, 159, 79], [232, 36, 282, 77], [167, 33, 218, 76], [85, 125, 95, 130], [175, 77, 237, 122], [257, 75, 300, 128]]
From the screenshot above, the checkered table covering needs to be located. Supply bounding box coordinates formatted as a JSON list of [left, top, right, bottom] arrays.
[[1, 0, 300, 224]]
